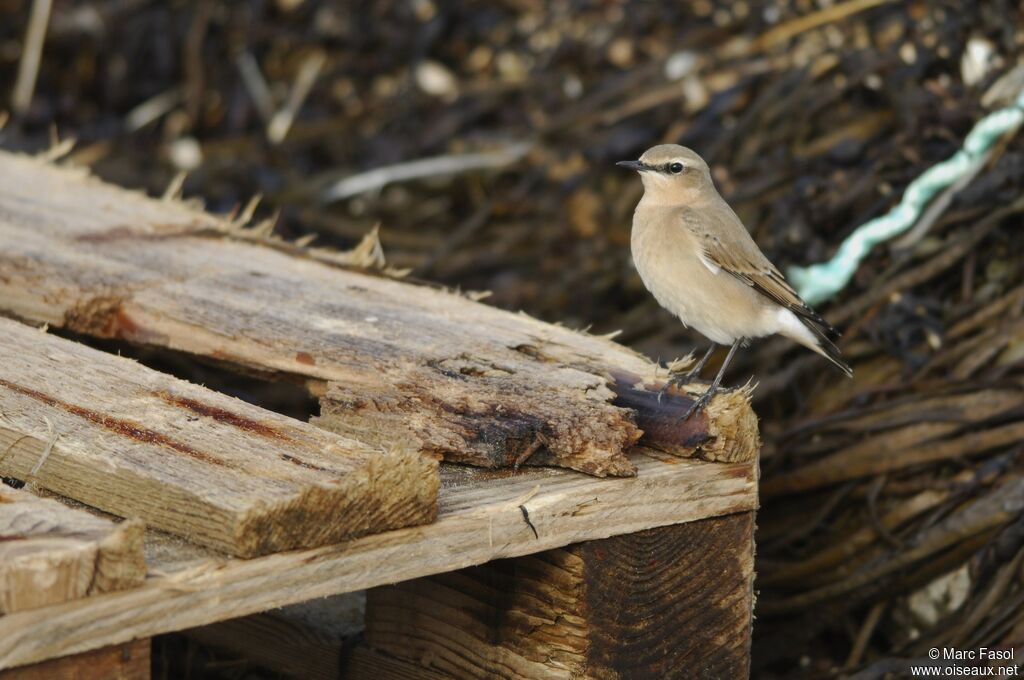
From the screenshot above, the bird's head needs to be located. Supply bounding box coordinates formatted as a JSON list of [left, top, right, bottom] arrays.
[[616, 144, 713, 203]]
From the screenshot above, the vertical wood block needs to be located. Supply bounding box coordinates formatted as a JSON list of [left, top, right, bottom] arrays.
[[361, 512, 755, 679], [0, 639, 150, 680]]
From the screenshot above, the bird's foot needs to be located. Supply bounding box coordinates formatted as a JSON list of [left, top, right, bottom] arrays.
[[658, 369, 704, 403], [679, 385, 718, 422]]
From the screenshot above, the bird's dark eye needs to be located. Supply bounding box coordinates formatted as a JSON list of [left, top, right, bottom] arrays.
[[668, 162, 684, 174]]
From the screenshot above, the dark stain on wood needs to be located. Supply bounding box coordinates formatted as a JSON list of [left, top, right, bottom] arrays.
[[63, 296, 125, 337], [160, 392, 289, 440], [509, 343, 553, 362], [295, 351, 316, 366], [0, 377, 228, 467], [611, 375, 712, 448], [363, 513, 755, 679], [62, 297, 165, 345], [279, 453, 329, 472], [109, 308, 143, 337], [580, 513, 754, 679]]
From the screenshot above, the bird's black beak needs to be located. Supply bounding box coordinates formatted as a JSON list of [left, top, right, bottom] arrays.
[[616, 160, 646, 172]]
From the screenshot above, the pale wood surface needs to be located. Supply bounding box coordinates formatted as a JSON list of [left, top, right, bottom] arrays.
[[0, 317, 438, 557], [0, 453, 757, 670], [363, 513, 755, 679], [0, 151, 760, 476], [0, 640, 149, 680], [0, 486, 144, 614]]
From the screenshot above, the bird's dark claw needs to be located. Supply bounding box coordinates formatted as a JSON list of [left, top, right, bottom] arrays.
[[658, 369, 702, 403], [679, 385, 716, 422]]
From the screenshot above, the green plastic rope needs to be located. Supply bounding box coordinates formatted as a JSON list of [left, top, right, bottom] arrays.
[[788, 90, 1024, 306]]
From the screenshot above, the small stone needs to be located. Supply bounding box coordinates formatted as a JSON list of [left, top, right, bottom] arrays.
[[664, 51, 698, 81], [607, 38, 634, 67], [168, 137, 202, 171], [415, 60, 458, 98], [961, 36, 997, 87]]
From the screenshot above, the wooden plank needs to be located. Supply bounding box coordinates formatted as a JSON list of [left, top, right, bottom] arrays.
[[0, 318, 438, 557], [0, 639, 149, 680], [0, 151, 758, 476], [0, 454, 757, 670], [362, 512, 755, 679], [0, 486, 145, 614]]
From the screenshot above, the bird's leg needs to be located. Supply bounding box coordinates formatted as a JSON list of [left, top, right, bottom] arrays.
[[659, 344, 716, 402], [680, 338, 742, 421], [681, 344, 717, 381]]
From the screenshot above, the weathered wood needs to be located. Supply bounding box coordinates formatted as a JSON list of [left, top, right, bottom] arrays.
[[0, 486, 145, 614], [0, 151, 758, 476], [0, 640, 150, 680], [612, 374, 760, 463], [186, 608, 349, 679], [344, 647, 450, 680], [0, 454, 757, 670], [0, 317, 438, 557], [363, 512, 755, 679]]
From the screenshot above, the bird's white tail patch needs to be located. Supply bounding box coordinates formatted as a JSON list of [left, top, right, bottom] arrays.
[[776, 308, 819, 349]]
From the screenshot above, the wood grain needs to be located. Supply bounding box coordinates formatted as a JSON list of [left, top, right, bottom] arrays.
[[579, 513, 754, 678], [0, 486, 144, 614], [612, 372, 761, 464], [186, 609, 346, 679], [0, 454, 757, 670], [344, 647, 451, 680], [363, 512, 755, 679], [0, 151, 759, 476], [0, 640, 149, 680], [0, 317, 438, 557]]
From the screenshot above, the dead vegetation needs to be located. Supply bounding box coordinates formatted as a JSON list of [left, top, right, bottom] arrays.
[[3, 0, 1024, 677]]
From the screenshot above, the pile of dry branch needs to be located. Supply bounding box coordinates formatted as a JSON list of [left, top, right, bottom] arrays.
[[3, 0, 1024, 677]]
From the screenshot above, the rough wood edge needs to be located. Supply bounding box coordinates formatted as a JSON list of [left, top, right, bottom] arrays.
[[612, 370, 761, 463], [0, 486, 146, 614], [0, 454, 757, 670], [0, 317, 440, 557]]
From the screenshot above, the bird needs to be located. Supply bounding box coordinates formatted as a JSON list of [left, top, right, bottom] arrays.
[[617, 144, 852, 419]]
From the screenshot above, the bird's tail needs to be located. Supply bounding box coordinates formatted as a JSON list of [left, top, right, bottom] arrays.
[[777, 309, 853, 377], [804, 322, 853, 377]]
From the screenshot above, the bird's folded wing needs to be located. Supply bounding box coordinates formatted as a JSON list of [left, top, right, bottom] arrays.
[[681, 207, 837, 334]]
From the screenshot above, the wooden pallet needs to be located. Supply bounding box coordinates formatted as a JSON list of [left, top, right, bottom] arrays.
[[0, 151, 761, 679]]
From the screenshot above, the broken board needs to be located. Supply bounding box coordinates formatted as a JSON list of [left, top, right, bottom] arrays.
[[0, 486, 145, 614], [0, 317, 438, 557], [0, 151, 759, 476], [0, 452, 758, 670]]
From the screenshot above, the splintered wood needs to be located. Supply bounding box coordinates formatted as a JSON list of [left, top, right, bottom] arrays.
[[0, 487, 144, 614], [0, 318, 437, 557], [0, 455, 758, 670], [0, 151, 759, 476]]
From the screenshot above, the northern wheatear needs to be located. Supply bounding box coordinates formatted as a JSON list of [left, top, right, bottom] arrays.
[[618, 144, 852, 418]]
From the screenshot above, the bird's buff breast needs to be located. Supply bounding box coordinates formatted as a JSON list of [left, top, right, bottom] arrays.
[[630, 212, 773, 345]]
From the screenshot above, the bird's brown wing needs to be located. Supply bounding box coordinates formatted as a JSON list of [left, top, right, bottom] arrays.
[[680, 206, 839, 336]]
